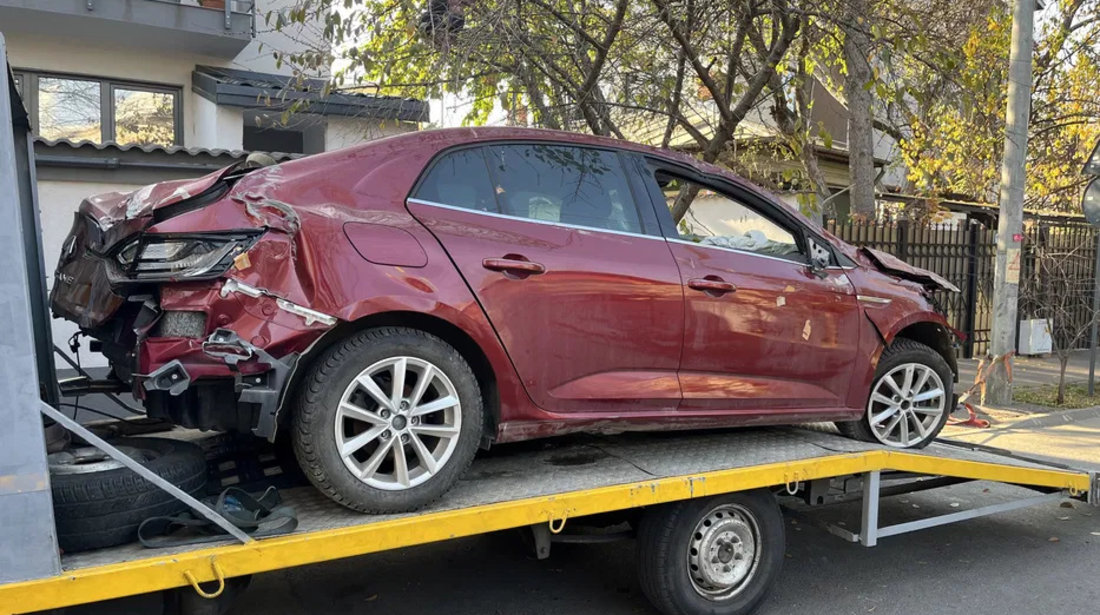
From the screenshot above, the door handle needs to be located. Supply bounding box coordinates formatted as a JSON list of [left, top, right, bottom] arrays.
[[688, 276, 737, 295], [482, 257, 546, 276]]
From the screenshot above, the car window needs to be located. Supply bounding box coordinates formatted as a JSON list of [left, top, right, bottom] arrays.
[[413, 148, 499, 213], [485, 144, 643, 234], [658, 172, 802, 261]]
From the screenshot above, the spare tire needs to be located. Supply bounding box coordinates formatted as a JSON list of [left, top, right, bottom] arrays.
[[49, 437, 208, 553]]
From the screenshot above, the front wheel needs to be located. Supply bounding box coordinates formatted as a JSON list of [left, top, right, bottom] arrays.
[[291, 327, 484, 513], [838, 338, 953, 449], [637, 490, 785, 615]]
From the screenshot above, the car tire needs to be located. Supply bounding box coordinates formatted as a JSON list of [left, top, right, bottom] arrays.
[[837, 338, 954, 449], [291, 326, 484, 513], [637, 490, 785, 615], [50, 437, 208, 553]]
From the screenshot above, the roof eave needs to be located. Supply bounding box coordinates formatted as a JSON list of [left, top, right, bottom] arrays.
[[192, 67, 430, 123]]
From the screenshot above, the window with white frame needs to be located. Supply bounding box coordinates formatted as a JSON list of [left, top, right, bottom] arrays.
[[13, 71, 181, 146]]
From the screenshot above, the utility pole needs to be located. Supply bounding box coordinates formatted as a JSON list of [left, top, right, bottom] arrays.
[[987, 0, 1036, 405]]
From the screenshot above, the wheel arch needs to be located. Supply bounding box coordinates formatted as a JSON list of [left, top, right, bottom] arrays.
[[276, 311, 501, 442], [892, 320, 959, 378]]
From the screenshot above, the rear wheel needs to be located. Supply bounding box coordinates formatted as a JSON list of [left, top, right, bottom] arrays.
[[637, 490, 785, 615], [838, 338, 953, 449], [292, 327, 483, 513]]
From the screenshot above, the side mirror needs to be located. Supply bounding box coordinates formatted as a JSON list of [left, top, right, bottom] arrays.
[[807, 238, 830, 279], [1082, 177, 1100, 226]]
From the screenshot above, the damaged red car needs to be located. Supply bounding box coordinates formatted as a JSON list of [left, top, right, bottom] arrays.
[[51, 127, 961, 513]]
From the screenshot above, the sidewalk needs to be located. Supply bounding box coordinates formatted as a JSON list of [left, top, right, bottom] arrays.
[[956, 348, 1097, 388]]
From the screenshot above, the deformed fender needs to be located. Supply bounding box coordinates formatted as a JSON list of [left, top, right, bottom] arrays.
[[864, 308, 955, 348]]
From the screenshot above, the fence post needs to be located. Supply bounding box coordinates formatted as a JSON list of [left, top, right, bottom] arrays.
[[962, 222, 980, 358], [897, 218, 909, 261]]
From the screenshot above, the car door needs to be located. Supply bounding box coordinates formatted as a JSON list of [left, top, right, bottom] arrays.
[[406, 143, 684, 414], [638, 163, 861, 413]]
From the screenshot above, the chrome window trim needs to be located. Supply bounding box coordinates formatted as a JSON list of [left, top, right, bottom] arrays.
[[665, 237, 809, 266], [406, 197, 668, 242]]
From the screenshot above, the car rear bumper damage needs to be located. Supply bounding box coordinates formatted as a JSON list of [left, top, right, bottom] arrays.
[[59, 273, 338, 439], [50, 163, 342, 440]]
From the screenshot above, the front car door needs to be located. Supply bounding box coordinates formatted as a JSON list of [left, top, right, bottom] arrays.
[[638, 163, 862, 417], [407, 143, 684, 415]]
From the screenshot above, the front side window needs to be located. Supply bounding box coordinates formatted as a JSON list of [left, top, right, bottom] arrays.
[[659, 172, 801, 260], [486, 144, 643, 234]]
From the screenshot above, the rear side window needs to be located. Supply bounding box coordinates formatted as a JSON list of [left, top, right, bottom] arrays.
[[485, 144, 643, 234], [413, 148, 498, 213]]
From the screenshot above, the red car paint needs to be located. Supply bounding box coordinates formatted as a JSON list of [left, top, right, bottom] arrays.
[[50, 127, 958, 444]]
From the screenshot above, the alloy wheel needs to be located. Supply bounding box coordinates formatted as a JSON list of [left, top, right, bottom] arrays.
[[334, 356, 462, 490], [867, 362, 946, 447], [686, 503, 762, 600]]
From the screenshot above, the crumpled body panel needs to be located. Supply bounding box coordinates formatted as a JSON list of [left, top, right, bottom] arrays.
[[859, 247, 961, 293]]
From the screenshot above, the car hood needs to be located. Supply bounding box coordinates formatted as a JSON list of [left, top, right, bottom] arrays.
[[859, 247, 960, 293]]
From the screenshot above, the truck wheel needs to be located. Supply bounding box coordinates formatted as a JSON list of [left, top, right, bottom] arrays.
[[637, 490, 785, 615], [292, 327, 484, 513], [838, 338, 953, 449], [50, 437, 208, 553]]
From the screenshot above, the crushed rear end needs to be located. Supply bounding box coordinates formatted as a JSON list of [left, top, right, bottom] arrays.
[[51, 159, 341, 438]]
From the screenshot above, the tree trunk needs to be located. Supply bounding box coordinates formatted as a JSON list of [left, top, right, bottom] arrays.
[[843, 1, 877, 221], [795, 75, 833, 222]]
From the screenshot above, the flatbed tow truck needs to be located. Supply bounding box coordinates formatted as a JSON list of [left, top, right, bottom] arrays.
[[1, 37, 1097, 615], [0, 423, 1095, 615]]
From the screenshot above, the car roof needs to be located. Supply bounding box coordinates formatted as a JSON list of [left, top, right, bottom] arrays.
[[361, 126, 711, 172]]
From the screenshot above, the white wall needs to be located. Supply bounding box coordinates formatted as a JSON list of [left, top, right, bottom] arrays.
[[39, 180, 147, 368], [193, 94, 245, 151]]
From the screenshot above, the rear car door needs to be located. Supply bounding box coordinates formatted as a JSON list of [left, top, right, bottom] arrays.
[[638, 164, 861, 413], [407, 143, 684, 414]]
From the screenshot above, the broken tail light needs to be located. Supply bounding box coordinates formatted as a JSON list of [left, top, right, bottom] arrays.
[[114, 231, 262, 281]]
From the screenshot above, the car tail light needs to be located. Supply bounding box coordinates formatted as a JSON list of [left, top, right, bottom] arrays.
[[114, 232, 261, 281]]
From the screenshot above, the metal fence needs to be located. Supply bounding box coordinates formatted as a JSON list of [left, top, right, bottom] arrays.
[[826, 218, 1098, 358], [1019, 222, 1099, 352]]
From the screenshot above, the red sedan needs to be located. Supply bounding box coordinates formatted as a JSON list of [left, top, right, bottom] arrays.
[[51, 127, 959, 514]]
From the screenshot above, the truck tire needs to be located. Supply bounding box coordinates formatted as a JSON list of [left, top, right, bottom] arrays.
[[837, 338, 954, 449], [637, 490, 785, 615], [50, 437, 208, 553], [292, 326, 484, 513]]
